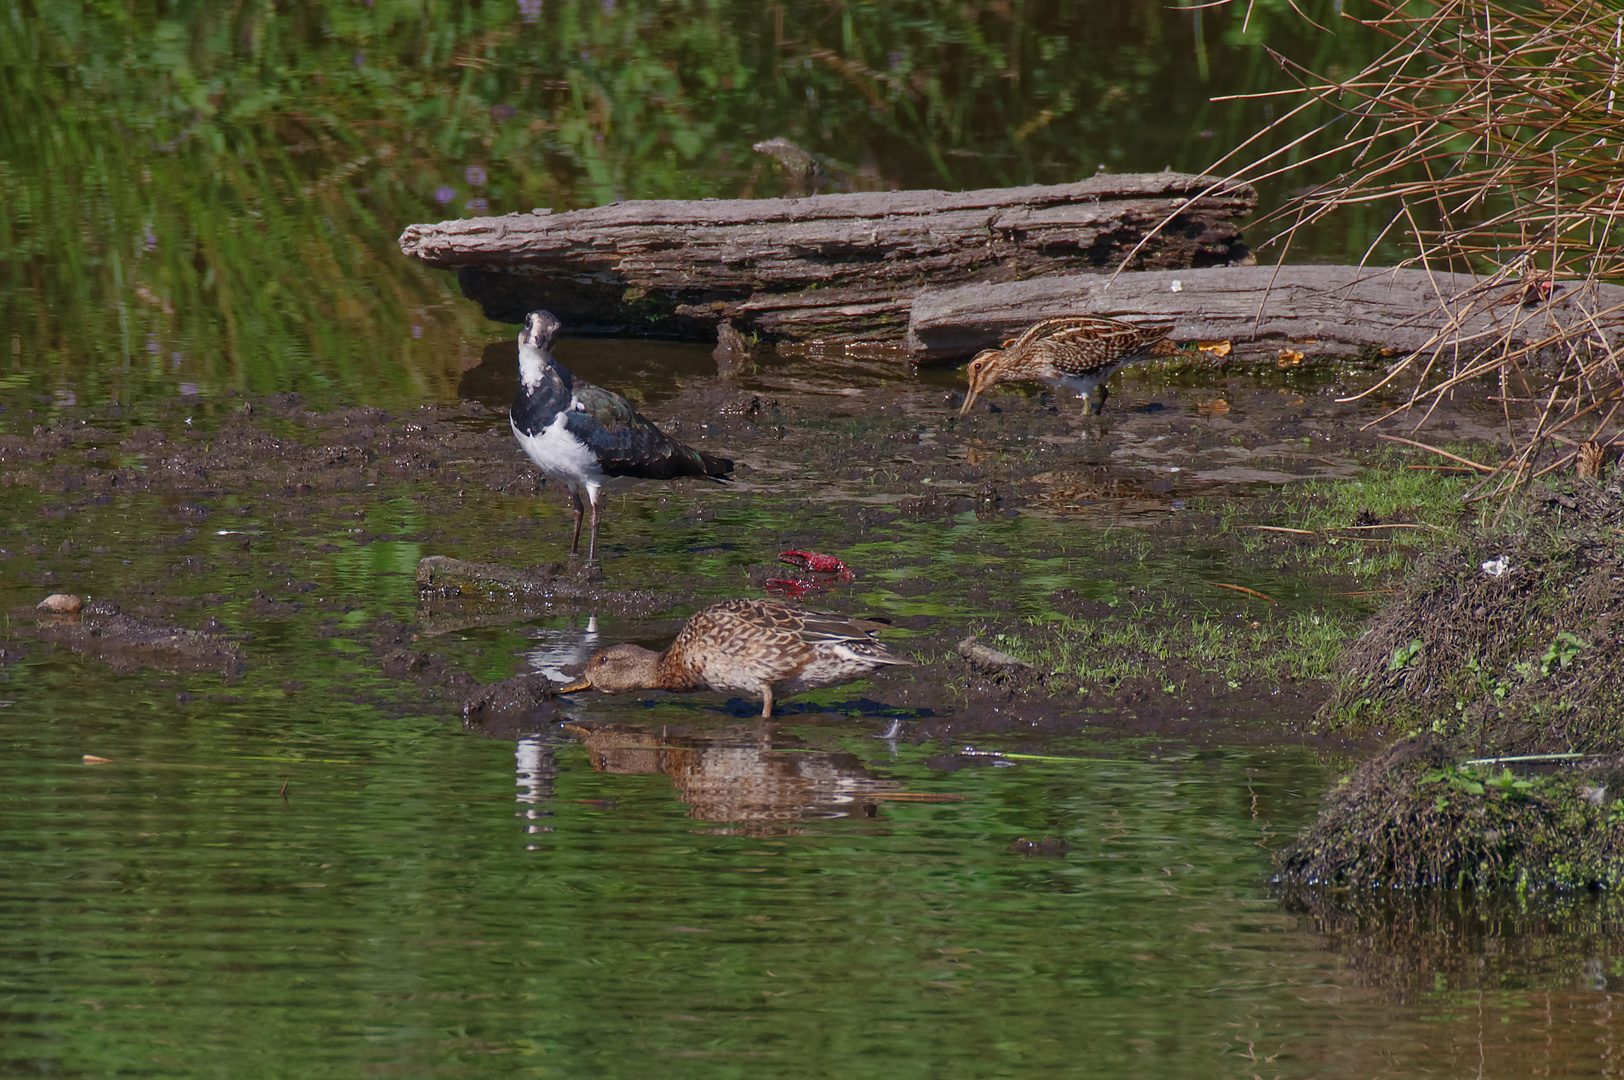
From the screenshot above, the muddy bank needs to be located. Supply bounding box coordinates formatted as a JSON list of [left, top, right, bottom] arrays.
[[0, 345, 1514, 748], [1277, 479, 1624, 890]]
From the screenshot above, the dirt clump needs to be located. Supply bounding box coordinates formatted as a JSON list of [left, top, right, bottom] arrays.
[[29, 600, 246, 676], [462, 672, 562, 738]]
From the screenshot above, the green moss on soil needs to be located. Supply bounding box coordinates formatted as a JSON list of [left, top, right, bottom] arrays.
[[993, 605, 1352, 689], [1315, 479, 1624, 748]]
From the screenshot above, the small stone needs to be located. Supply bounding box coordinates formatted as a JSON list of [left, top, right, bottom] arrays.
[[957, 635, 1037, 673], [37, 593, 82, 613]]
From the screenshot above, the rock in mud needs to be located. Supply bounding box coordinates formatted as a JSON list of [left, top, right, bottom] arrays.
[[957, 635, 1039, 673], [415, 554, 677, 623], [33, 608, 244, 676]]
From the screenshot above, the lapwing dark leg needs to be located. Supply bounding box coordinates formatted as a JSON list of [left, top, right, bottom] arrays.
[[585, 495, 602, 564], [568, 488, 586, 556]]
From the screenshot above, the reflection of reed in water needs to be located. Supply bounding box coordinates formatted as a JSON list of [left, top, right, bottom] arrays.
[[1280, 887, 1624, 999], [565, 722, 910, 831], [1275, 887, 1624, 1075]]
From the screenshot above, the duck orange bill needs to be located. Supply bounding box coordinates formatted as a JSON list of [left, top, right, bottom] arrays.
[[557, 676, 593, 693]]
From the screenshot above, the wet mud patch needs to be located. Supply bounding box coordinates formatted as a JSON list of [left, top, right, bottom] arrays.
[[25, 600, 246, 676]]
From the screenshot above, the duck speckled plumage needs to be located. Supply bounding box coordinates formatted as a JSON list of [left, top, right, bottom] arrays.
[[559, 598, 912, 717], [959, 315, 1177, 416]]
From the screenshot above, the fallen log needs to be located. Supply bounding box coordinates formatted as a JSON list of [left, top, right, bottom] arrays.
[[906, 265, 1624, 361], [398, 173, 1255, 343]]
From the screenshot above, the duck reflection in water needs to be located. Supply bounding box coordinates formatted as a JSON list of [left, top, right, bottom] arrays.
[[564, 721, 950, 832]]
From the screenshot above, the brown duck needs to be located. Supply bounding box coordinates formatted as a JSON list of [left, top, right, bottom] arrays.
[[558, 598, 912, 717], [959, 315, 1177, 416]]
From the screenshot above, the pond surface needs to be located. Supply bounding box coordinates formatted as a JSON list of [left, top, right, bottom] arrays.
[[3, 3, 1622, 1078], [6, 695, 1623, 1078]]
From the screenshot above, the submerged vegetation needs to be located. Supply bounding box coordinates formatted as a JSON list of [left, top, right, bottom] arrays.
[[975, 460, 1482, 703]]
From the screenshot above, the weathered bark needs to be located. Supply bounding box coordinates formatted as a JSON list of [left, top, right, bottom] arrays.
[[906, 265, 1624, 361], [397, 173, 1255, 342]]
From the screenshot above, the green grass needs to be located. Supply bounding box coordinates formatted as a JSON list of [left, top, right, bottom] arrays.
[[969, 461, 1497, 702], [1293, 463, 1479, 530], [988, 604, 1357, 691], [1194, 457, 1485, 580]]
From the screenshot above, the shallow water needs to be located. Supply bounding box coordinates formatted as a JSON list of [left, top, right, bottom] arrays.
[[8, 705, 1624, 1078], [2, 375, 1619, 1079], [7, 699, 1325, 1078]]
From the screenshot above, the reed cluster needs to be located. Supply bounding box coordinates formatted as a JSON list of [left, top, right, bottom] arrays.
[[1222, 0, 1624, 497]]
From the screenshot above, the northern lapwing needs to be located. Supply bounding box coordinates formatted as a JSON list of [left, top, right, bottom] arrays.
[[959, 315, 1178, 416], [557, 598, 912, 717], [509, 310, 734, 562]]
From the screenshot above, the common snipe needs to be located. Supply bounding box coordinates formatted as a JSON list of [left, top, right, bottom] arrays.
[[959, 315, 1177, 416]]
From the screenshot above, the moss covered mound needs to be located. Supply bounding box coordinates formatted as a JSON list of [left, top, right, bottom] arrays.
[[1277, 733, 1624, 889], [1320, 479, 1624, 749], [1278, 479, 1624, 890]]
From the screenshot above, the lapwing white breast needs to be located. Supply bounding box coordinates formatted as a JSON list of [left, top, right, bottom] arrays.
[[509, 310, 734, 563]]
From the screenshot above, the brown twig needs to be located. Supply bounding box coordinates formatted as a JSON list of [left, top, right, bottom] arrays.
[[1205, 581, 1278, 605], [1374, 433, 1496, 472]]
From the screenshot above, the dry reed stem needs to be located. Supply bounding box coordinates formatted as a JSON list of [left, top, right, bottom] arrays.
[[1203, 0, 1624, 501]]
